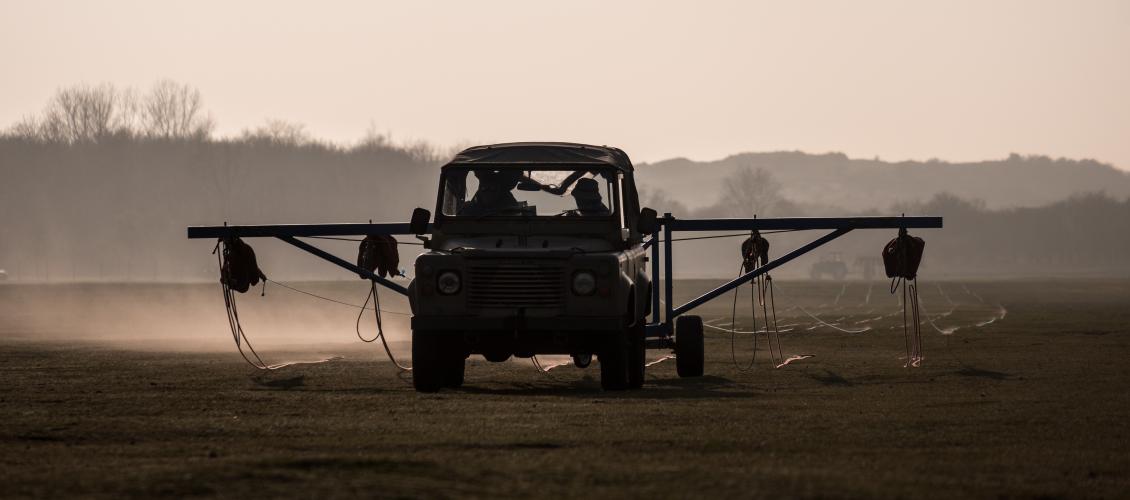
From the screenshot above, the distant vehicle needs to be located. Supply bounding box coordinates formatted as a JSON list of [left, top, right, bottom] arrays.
[[854, 256, 882, 280], [810, 252, 848, 280]]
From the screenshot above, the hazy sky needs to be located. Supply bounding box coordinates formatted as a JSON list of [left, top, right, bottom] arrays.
[[2, 0, 1127, 168]]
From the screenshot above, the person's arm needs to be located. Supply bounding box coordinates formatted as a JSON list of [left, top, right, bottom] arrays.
[[541, 170, 588, 195]]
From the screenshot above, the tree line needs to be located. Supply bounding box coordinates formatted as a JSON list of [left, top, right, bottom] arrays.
[[640, 167, 1130, 277], [2, 83, 1128, 281], [4, 80, 451, 163], [9, 81, 213, 143]]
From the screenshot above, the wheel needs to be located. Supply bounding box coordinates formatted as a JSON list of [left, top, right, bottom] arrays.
[[483, 351, 511, 363], [443, 349, 465, 388], [411, 330, 444, 393], [675, 315, 704, 377], [572, 353, 592, 368], [599, 330, 629, 391], [627, 321, 646, 389]]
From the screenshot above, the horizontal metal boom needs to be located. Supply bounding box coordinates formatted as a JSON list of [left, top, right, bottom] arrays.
[[668, 216, 942, 232], [187, 223, 421, 239]]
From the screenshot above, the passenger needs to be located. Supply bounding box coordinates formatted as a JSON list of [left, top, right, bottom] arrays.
[[571, 177, 609, 215]]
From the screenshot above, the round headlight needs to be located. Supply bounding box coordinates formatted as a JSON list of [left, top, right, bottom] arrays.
[[437, 271, 461, 295], [572, 271, 596, 296]]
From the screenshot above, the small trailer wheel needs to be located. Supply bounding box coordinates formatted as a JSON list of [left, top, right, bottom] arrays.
[[412, 330, 444, 393], [675, 315, 704, 377]]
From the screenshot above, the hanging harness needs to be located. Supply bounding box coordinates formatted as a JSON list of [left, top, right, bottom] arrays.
[[883, 227, 926, 367], [729, 230, 784, 369], [357, 234, 400, 279], [212, 232, 409, 372], [354, 234, 411, 372], [220, 236, 266, 294]]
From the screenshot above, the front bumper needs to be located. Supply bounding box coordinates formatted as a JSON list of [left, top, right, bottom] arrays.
[[411, 315, 622, 332]]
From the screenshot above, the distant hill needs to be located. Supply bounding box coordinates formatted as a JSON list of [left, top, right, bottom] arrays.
[[636, 152, 1130, 211]]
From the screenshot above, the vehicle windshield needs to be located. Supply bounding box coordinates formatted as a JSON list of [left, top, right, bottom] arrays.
[[441, 167, 619, 218]]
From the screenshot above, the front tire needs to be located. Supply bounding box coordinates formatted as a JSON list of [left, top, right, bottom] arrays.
[[599, 330, 629, 391], [444, 349, 465, 388], [412, 330, 444, 393], [675, 315, 704, 377]]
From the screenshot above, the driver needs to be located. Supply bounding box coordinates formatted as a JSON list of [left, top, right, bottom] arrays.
[[458, 169, 528, 216]]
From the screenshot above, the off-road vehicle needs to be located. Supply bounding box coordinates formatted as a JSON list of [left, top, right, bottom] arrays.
[[406, 143, 662, 392]]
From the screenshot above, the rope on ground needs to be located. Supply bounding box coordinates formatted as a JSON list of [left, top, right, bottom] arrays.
[[916, 293, 960, 335], [770, 282, 873, 334], [531, 356, 572, 375]]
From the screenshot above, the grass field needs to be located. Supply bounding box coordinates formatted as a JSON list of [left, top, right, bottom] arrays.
[[2, 279, 1128, 498]]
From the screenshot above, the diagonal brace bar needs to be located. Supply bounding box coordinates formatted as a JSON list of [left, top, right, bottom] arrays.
[[277, 236, 409, 296], [671, 228, 852, 317]]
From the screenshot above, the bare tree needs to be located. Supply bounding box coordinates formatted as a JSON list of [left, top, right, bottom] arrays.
[[7, 116, 42, 140], [141, 80, 213, 139], [43, 84, 122, 142], [720, 166, 785, 217]]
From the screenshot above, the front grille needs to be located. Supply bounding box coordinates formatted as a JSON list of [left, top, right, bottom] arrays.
[[466, 262, 565, 309]]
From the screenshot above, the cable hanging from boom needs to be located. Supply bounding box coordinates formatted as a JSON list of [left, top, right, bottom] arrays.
[[723, 229, 786, 370], [214, 235, 280, 370], [212, 230, 414, 372], [356, 234, 412, 372], [883, 226, 926, 367]]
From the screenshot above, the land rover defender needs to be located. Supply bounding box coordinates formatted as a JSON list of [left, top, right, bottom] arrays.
[[406, 143, 661, 392]]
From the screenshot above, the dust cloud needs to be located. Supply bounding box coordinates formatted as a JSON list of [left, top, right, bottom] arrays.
[[0, 281, 414, 358]]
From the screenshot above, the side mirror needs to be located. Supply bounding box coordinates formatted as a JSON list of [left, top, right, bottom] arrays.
[[638, 207, 659, 235], [409, 208, 431, 235], [516, 179, 542, 192]]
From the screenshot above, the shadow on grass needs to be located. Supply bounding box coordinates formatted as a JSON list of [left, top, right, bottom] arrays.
[[956, 367, 1012, 380], [249, 375, 306, 390], [806, 369, 853, 386], [458, 374, 752, 399]]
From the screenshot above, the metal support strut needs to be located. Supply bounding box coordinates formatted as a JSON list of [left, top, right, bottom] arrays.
[[277, 236, 408, 296], [671, 228, 851, 317]]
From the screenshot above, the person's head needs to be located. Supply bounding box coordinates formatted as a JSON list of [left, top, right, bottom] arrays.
[[571, 177, 606, 212], [472, 169, 522, 205]]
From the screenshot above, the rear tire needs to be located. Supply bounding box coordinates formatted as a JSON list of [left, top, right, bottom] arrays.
[[412, 330, 444, 393], [599, 330, 629, 391], [675, 315, 704, 377], [627, 321, 646, 389]]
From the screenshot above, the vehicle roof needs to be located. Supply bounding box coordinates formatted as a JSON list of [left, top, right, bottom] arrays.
[[443, 142, 634, 172]]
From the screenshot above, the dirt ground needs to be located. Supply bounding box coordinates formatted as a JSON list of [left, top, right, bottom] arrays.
[[1, 279, 1128, 498]]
